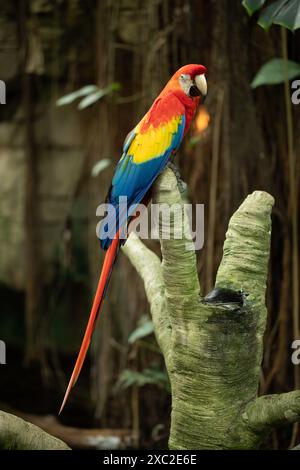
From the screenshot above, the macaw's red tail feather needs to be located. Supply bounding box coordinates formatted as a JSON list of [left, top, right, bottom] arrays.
[[59, 232, 120, 414]]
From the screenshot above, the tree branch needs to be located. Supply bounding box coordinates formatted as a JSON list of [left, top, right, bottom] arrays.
[[122, 233, 170, 361], [243, 391, 300, 433], [216, 190, 274, 302], [0, 410, 70, 450], [215, 190, 274, 373], [216, 191, 274, 294], [123, 168, 201, 364], [291, 443, 300, 450], [153, 168, 200, 313]]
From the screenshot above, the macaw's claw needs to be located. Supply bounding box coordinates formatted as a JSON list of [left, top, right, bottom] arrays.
[[167, 161, 187, 194]]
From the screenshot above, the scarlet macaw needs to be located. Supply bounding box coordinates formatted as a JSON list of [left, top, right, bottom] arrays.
[[60, 64, 207, 412]]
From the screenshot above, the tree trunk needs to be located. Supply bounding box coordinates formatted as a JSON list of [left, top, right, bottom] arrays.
[[123, 168, 300, 449], [20, 0, 45, 362]]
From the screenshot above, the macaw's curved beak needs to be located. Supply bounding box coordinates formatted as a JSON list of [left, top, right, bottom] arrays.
[[190, 74, 207, 102]]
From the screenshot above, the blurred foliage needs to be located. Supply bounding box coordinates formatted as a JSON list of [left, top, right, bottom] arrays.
[[242, 0, 300, 31], [117, 315, 170, 393], [56, 83, 121, 109], [117, 366, 170, 392], [251, 58, 300, 87], [91, 159, 111, 177], [128, 315, 155, 344], [242, 0, 266, 15]]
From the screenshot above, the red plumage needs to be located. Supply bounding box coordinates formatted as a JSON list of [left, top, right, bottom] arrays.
[[140, 64, 207, 133]]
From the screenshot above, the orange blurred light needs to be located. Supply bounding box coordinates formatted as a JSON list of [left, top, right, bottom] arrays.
[[195, 106, 210, 133]]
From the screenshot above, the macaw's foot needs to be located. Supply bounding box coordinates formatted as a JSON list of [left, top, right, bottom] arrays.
[[167, 162, 187, 194]]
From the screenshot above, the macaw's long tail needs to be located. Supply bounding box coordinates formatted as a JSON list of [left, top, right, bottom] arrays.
[[59, 231, 120, 414]]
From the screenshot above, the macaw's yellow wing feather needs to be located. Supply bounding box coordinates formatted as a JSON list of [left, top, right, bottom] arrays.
[[129, 115, 184, 164]]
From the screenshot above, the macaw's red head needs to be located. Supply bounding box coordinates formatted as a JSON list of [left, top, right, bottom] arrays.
[[165, 64, 207, 102]]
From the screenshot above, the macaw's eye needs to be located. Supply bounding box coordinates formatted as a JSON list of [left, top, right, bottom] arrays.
[[180, 74, 188, 80]]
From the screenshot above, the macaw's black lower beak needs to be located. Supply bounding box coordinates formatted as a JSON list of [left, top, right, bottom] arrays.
[[189, 84, 200, 97], [189, 84, 207, 103]]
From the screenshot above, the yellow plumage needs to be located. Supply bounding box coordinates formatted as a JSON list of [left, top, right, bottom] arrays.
[[129, 116, 182, 164]]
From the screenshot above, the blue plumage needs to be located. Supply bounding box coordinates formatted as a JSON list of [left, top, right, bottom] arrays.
[[99, 104, 186, 250]]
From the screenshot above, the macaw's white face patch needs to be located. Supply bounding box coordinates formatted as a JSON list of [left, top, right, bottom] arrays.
[[179, 73, 207, 99], [178, 73, 193, 95]]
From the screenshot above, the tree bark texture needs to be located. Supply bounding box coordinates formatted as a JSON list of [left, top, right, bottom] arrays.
[[123, 168, 300, 449], [0, 410, 70, 450]]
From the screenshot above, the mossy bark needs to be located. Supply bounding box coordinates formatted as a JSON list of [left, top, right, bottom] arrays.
[[123, 168, 300, 450], [0, 411, 70, 450]]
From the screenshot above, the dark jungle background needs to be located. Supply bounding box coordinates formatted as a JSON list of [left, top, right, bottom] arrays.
[[0, 0, 299, 449]]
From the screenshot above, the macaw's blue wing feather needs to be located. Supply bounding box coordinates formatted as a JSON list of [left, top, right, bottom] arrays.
[[99, 96, 186, 250]]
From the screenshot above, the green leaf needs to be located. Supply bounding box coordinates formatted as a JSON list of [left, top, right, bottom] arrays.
[[258, 0, 300, 31], [188, 135, 202, 148], [78, 82, 121, 109], [128, 315, 154, 344], [91, 158, 111, 177], [78, 89, 108, 109], [242, 0, 266, 16], [56, 85, 98, 106], [251, 58, 300, 88], [117, 366, 170, 391], [271, 0, 300, 30], [109, 82, 122, 93]]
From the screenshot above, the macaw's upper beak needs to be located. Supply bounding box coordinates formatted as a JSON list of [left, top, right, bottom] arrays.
[[190, 74, 207, 102]]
